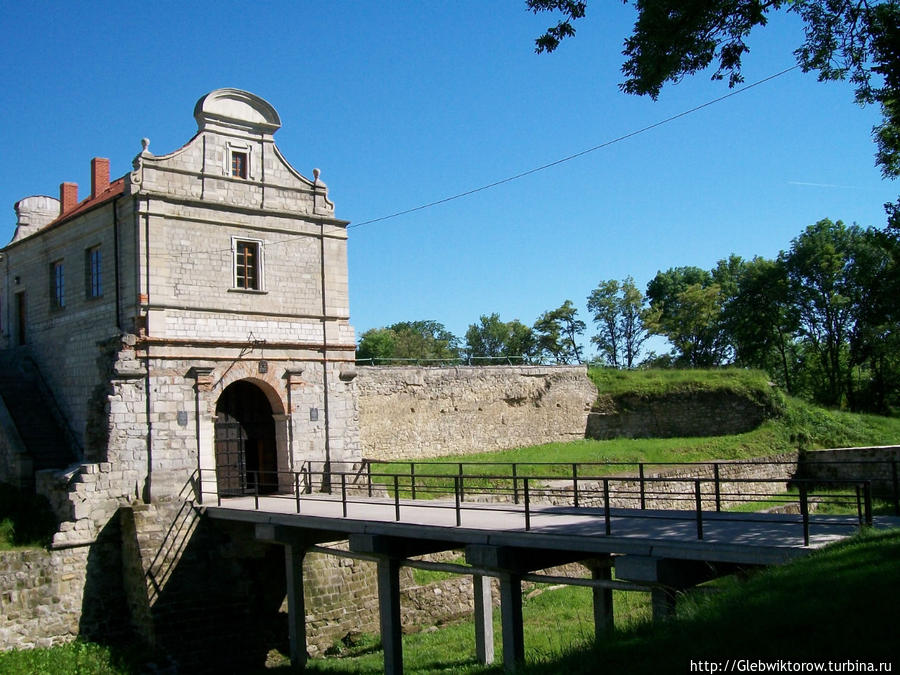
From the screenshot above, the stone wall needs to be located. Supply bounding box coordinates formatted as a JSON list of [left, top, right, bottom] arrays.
[[586, 391, 771, 440], [0, 519, 128, 651], [798, 446, 900, 497], [300, 547, 489, 657], [524, 453, 801, 511], [357, 365, 597, 460]]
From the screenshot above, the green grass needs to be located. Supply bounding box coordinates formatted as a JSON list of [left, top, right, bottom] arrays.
[[723, 486, 898, 516], [289, 529, 899, 673], [0, 482, 58, 550], [298, 584, 652, 673], [522, 528, 900, 674], [0, 640, 131, 674], [367, 370, 900, 500], [369, 413, 900, 500], [588, 367, 781, 406]]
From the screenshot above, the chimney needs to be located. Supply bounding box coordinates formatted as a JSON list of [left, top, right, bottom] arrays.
[[91, 157, 110, 198], [60, 182, 79, 214]]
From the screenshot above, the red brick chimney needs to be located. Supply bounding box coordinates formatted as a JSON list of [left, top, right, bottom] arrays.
[[60, 182, 78, 214], [91, 157, 110, 198]]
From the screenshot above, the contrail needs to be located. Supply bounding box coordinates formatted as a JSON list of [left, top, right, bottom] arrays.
[[788, 181, 865, 189]]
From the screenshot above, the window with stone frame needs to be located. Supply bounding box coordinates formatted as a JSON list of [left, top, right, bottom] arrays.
[[85, 245, 102, 299], [231, 151, 248, 179], [50, 260, 65, 309], [234, 240, 261, 290]]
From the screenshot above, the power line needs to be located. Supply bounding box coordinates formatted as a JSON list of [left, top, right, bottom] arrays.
[[348, 64, 800, 230]]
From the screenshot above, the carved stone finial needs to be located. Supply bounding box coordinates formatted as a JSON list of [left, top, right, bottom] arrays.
[[313, 168, 321, 182], [141, 138, 150, 152]]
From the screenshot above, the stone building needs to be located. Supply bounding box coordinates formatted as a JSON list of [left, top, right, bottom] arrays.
[[0, 88, 361, 539]]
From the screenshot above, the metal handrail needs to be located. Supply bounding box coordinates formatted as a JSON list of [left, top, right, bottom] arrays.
[[201, 462, 885, 546]]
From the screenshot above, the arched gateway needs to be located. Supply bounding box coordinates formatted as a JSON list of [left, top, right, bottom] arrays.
[[214, 380, 278, 496]]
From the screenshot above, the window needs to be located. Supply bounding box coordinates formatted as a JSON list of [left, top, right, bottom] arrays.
[[225, 142, 253, 180], [50, 260, 65, 309], [15, 293, 25, 345], [234, 240, 260, 290], [231, 151, 248, 179], [86, 246, 102, 298]]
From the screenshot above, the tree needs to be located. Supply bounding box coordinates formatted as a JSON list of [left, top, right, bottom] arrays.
[[533, 300, 586, 364], [586, 276, 650, 368], [844, 228, 900, 411], [779, 219, 860, 406], [356, 320, 461, 363], [645, 266, 731, 366], [356, 327, 397, 362], [720, 256, 799, 392], [465, 313, 536, 363], [529, 0, 900, 223]]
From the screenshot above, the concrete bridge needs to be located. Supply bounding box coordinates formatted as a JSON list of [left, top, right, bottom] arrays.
[[201, 463, 900, 673]]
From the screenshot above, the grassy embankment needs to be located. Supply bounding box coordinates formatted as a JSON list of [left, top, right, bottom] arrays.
[[369, 368, 900, 497]]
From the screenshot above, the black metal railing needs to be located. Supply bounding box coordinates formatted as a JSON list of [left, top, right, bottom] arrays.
[[199, 457, 899, 547]]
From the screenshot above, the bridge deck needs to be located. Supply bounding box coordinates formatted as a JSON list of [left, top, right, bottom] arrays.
[[204, 493, 899, 565], [203, 494, 900, 674]]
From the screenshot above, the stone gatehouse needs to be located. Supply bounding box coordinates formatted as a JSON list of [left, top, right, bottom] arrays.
[[0, 88, 360, 540]]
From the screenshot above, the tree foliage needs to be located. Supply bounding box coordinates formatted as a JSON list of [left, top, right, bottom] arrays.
[[533, 300, 586, 364], [721, 256, 798, 391], [586, 276, 650, 368], [645, 266, 732, 367], [465, 313, 536, 363], [356, 320, 460, 363], [639, 218, 899, 409], [529, 0, 900, 224]]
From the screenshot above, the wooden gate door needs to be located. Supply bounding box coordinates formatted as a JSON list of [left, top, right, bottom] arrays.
[[214, 413, 247, 496]]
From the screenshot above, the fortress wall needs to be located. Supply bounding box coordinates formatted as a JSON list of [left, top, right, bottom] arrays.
[[357, 365, 597, 460], [586, 391, 770, 440]]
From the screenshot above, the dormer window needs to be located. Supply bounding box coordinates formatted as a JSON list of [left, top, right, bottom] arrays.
[[225, 142, 253, 180], [231, 151, 248, 179]]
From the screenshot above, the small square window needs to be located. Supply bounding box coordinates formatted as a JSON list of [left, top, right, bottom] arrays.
[[86, 246, 102, 298], [231, 151, 248, 179], [234, 240, 260, 290], [50, 260, 65, 309]]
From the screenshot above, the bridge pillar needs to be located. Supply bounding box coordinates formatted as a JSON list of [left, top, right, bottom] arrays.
[[376, 557, 404, 675], [348, 534, 458, 675], [498, 571, 524, 672], [255, 524, 349, 672], [587, 558, 614, 641], [285, 544, 307, 669], [651, 587, 678, 620], [474, 574, 494, 665]]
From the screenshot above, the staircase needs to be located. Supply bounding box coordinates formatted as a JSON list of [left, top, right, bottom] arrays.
[[0, 350, 78, 473]]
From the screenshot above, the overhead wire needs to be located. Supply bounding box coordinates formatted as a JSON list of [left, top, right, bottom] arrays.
[[201, 64, 798, 254], [346, 64, 801, 230]]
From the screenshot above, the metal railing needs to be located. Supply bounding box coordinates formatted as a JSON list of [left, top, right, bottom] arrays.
[[354, 356, 532, 366], [199, 458, 900, 547]]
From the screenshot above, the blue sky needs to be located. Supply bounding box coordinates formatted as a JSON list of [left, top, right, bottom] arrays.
[[1, 2, 895, 358]]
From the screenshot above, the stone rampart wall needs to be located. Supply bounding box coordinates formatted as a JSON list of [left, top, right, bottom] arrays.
[[586, 391, 770, 440], [530, 453, 800, 511], [301, 548, 488, 657], [798, 446, 900, 497], [357, 365, 597, 460], [0, 548, 88, 649], [0, 522, 128, 651]]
